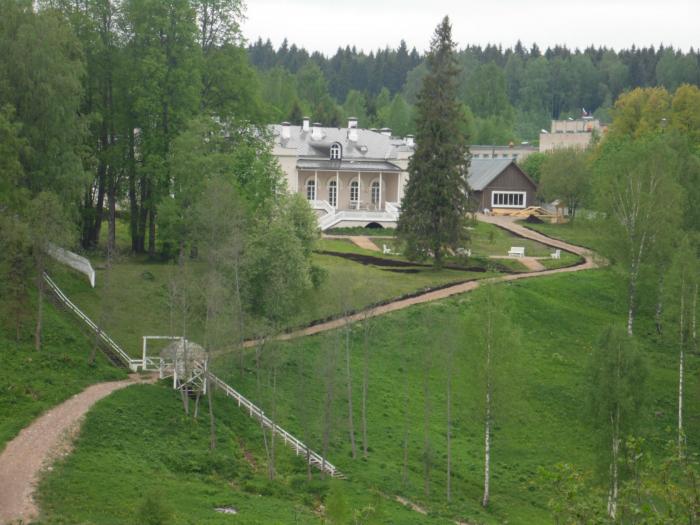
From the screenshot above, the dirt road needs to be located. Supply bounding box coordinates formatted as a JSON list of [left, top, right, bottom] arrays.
[[246, 215, 599, 345], [0, 375, 152, 525]]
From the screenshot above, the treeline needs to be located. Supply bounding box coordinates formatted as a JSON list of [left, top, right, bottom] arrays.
[[249, 37, 700, 142]]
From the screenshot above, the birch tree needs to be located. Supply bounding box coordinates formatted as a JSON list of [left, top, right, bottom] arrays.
[[662, 236, 699, 458], [471, 284, 515, 508], [587, 326, 646, 519], [595, 135, 681, 336]]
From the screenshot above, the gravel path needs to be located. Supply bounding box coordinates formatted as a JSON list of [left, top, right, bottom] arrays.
[[0, 374, 153, 525], [258, 215, 599, 344]]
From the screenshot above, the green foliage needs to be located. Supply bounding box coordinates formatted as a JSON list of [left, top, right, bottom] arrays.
[[0, 295, 125, 448], [539, 148, 592, 218], [518, 152, 546, 183], [135, 490, 175, 525], [397, 17, 470, 266]]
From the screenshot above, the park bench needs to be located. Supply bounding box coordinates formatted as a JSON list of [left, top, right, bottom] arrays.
[[508, 246, 525, 258]]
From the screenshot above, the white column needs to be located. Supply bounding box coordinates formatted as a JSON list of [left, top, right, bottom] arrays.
[[314, 171, 318, 202], [379, 172, 383, 210], [335, 171, 339, 211], [358, 171, 361, 208]]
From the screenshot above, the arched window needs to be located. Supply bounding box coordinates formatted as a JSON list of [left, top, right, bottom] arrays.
[[330, 143, 342, 160], [350, 180, 359, 203], [371, 181, 380, 205], [328, 180, 337, 207], [306, 179, 316, 201]]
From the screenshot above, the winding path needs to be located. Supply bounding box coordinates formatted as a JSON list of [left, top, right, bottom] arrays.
[[252, 215, 599, 345], [0, 216, 596, 525], [0, 374, 153, 525]]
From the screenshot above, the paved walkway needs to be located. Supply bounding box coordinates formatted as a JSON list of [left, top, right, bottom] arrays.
[[322, 234, 381, 252], [245, 215, 599, 346], [0, 374, 153, 525]]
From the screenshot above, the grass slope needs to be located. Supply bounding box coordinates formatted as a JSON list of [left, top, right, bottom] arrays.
[[211, 268, 697, 524], [0, 296, 126, 449], [36, 384, 439, 524]]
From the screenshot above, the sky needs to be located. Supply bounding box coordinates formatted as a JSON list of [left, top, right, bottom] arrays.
[[242, 0, 698, 56]]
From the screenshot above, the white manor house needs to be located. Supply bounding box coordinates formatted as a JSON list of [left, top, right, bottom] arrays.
[[272, 117, 413, 230], [271, 117, 539, 230]]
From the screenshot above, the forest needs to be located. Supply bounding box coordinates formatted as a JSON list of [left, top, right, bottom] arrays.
[[249, 37, 700, 142]]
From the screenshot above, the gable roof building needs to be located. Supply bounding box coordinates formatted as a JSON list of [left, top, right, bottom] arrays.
[[271, 118, 538, 229]]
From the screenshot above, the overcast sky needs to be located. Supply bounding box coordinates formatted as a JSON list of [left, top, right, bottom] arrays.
[[242, 0, 698, 56]]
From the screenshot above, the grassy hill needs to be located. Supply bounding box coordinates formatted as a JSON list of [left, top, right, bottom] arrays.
[[0, 294, 126, 448], [34, 260, 699, 524]]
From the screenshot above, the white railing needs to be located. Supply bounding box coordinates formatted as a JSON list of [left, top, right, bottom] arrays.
[[385, 201, 400, 216], [311, 200, 334, 215], [47, 244, 96, 288], [209, 373, 344, 478], [44, 272, 343, 478], [43, 273, 141, 370]]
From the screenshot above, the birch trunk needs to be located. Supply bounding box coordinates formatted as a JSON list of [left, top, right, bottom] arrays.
[[607, 406, 620, 519], [207, 373, 216, 450], [34, 273, 44, 351], [482, 388, 491, 508], [361, 318, 370, 458], [345, 324, 357, 459], [678, 279, 685, 458], [627, 264, 639, 336], [446, 340, 456, 503]]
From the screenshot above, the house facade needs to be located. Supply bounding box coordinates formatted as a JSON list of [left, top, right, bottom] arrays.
[[271, 119, 538, 229], [272, 117, 413, 230]]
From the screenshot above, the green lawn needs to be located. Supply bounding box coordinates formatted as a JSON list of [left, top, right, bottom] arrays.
[[36, 268, 697, 524], [209, 268, 696, 524], [36, 384, 444, 525], [49, 241, 501, 357], [0, 296, 126, 449], [519, 218, 606, 254]]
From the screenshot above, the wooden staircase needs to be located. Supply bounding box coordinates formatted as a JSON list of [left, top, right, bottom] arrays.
[[43, 272, 344, 479]]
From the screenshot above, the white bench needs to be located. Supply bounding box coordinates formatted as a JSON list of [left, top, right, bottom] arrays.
[[508, 246, 525, 258], [551, 249, 561, 259], [383, 244, 393, 255], [456, 247, 471, 257]]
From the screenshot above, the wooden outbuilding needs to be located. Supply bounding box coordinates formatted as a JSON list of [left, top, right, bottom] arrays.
[[467, 158, 538, 214]]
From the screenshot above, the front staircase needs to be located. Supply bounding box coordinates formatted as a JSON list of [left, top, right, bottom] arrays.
[[43, 273, 344, 479]]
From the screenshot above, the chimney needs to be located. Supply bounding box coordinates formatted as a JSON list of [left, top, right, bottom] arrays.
[[348, 117, 358, 142], [405, 135, 414, 147], [311, 122, 323, 140], [302, 116, 310, 132], [281, 121, 291, 140], [380, 127, 392, 137]]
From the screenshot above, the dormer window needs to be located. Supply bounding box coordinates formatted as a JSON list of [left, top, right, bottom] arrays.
[[330, 143, 342, 160]]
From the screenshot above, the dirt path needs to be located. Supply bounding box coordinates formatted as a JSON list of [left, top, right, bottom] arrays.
[[0, 374, 153, 525], [245, 215, 599, 346], [323, 234, 381, 252]]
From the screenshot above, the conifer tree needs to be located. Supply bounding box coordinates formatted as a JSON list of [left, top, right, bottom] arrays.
[[397, 16, 469, 266]]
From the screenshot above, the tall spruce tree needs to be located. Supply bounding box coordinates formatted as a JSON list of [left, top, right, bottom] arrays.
[[397, 16, 469, 266]]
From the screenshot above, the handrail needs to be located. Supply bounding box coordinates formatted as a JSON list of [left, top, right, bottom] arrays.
[[44, 272, 343, 478], [209, 373, 343, 478], [43, 273, 139, 370]]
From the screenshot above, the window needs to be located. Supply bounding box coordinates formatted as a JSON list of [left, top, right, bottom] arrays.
[[306, 179, 316, 201], [330, 143, 342, 160], [371, 181, 380, 204], [350, 180, 359, 203], [328, 180, 337, 207], [491, 191, 526, 208]]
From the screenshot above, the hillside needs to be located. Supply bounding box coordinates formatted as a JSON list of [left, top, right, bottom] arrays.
[[30, 221, 699, 523]]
